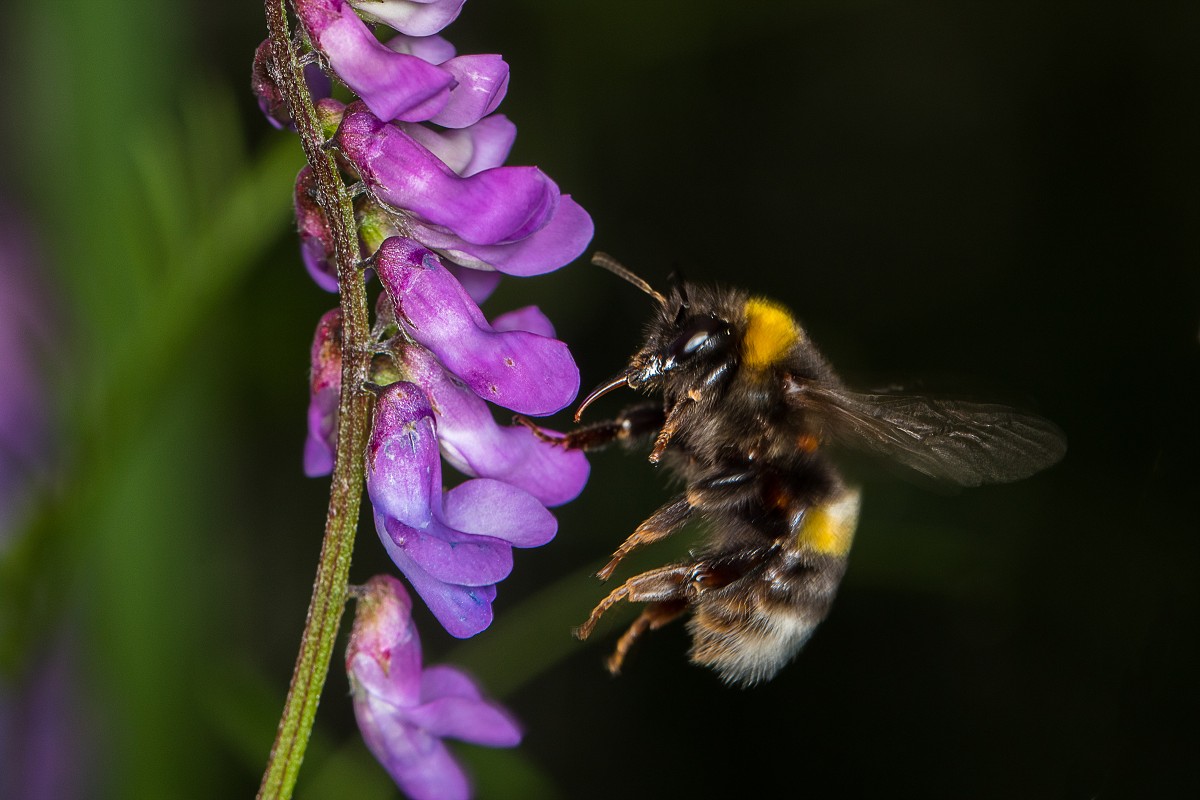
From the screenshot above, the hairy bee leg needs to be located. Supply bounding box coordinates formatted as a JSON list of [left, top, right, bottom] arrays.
[[649, 398, 696, 464], [515, 402, 665, 452], [596, 495, 694, 581], [605, 600, 688, 675], [574, 563, 697, 641]]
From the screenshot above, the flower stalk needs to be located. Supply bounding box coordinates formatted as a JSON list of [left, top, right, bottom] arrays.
[[258, 1, 374, 797]]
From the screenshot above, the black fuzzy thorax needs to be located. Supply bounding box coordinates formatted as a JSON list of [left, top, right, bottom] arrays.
[[634, 282, 847, 552]]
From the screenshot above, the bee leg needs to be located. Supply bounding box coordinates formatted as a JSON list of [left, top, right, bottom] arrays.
[[649, 398, 696, 464], [574, 563, 696, 642], [605, 600, 688, 675], [514, 402, 664, 452], [596, 494, 694, 581]]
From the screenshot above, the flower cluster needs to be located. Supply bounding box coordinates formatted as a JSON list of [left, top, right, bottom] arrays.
[[255, 1, 591, 794], [347, 575, 521, 800], [256, 0, 593, 630]]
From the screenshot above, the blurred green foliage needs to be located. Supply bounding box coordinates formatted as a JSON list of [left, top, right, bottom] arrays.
[[1, 0, 1197, 798]]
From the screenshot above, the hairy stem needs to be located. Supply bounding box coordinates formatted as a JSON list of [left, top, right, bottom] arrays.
[[258, 2, 374, 798]]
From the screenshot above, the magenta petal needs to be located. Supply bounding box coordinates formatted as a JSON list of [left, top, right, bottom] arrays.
[[398, 345, 589, 506], [304, 386, 339, 476], [376, 239, 579, 415], [336, 109, 558, 245], [252, 40, 289, 130], [296, 0, 453, 122], [294, 167, 338, 292], [409, 194, 594, 276], [375, 516, 496, 638], [398, 115, 517, 177], [491, 305, 556, 338], [385, 515, 515, 586], [353, 0, 467, 37], [407, 696, 523, 747], [441, 479, 557, 547], [304, 308, 343, 477], [444, 263, 501, 304]]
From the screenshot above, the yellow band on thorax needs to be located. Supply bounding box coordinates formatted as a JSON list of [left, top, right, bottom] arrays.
[[741, 298, 800, 369]]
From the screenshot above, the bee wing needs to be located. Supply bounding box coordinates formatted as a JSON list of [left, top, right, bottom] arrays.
[[793, 384, 1067, 487]]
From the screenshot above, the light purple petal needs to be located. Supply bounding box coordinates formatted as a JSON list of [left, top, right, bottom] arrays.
[[351, 0, 467, 37], [429, 55, 510, 129], [441, 479, 557, 548], [336, 108, 558, 245], [384, 515, 514, 586], [295, 0, 454, 122], [490, 305, 555, 338], [352, 687, 470, 800], [376, 238, 579, 415], [383, 31, 457, 63], [398, 345, 589, 506], [375, 515, 496, 638], [397, 115, 517, 177], [407, 695, 522, 747], [418, 663, 482, 702], [409, 194, 594, 276], [365, 383, 439, 526]]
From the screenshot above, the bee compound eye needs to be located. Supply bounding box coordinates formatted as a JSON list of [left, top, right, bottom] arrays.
[[683, 330, 709, 354], [670, 316, 728, 362]]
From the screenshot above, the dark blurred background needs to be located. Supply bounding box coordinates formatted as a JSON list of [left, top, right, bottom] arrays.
[[1, 1, 1196, 798]]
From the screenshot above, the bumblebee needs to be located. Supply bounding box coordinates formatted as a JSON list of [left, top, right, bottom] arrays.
[[526, 254, 1066, 686]]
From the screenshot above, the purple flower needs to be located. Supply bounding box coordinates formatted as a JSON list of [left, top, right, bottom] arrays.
[[337, 107, 557, 245], [375, 237, 579, 415], [397, 344, 589, 507], [252, 39, 334, 130], [366, 383, 556, 637], [294, 167, 338, 292], [350, 0, 467, 37], [444, 263, 501, 304], [295, 0, 455, 123], [304, 308, 343, 477], [396, 114, 517, 178], [406, 194, 594, 276], [384, 35, 510, 129], [348, 574, 521, 800]]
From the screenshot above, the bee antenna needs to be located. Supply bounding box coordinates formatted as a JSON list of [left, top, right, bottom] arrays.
[[591, 252, 666, 305]]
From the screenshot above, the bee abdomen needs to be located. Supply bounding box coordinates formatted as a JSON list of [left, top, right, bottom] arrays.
[[687, 596, 825, 687]]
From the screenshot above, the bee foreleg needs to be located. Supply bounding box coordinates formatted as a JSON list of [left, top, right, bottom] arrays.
[[596, 494, 694, 581], [605, 600, 688, 675], [514, 402, 665, 452]]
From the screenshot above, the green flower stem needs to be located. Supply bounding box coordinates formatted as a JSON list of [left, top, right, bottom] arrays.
[[257, 2, 375, 798]]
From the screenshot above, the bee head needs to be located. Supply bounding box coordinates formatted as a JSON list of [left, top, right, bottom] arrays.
[[575, 255, 737, 420], [625, 279, 735, 390]]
